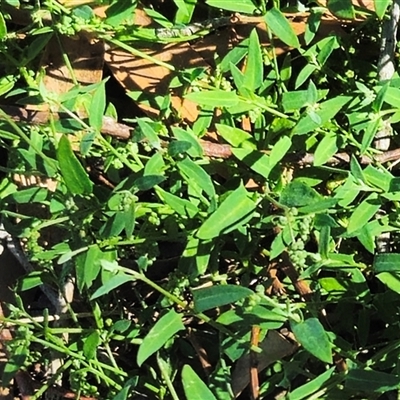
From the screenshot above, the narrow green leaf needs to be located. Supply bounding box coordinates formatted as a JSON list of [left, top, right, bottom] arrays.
[[295, 64, 318, 89], [137, 309, 185, 366], [135, 175, 165, 191], [314, 132, 338, 166], [350, 155, 366, 183], [318, 225, 330, 259], [345, 369, 400, 393], [83, 244, 103, 289], [372, 82, 389, 112], [192, 284, 253, 313], [197, 184, 255, 240], [156, 187, 198, 218], [2, 345, 28, 386], [327, 0, 355, 19], [293, 96, 351, 135], [124, 200, 136, 238], [182, 364, 218, 400], [105, 0, 136, 26], [305, 11, 322, 45], [89, 80, 107, 132], [83, 331, 100, 360], [185, 90, 240, 107], [216, 124, 256, 149], [265, 8, 300, 48], [172, 127, 203, 158], [289, 367, 335, 400], [90, 273, 132, 300], [280, 53, 292, 83], [347, 193, 380, 234], [280, 180, 322, 208], [360, 117, 380, 154], [373, 253, 400, 273], [232, 148, 272, 178], [269, 136, 292, 169], [375, 0, 391, 18], [220, 38, 249, 73], [57, 135, 93, 195], [0, 13, 7, 40], [137, 119, 160, 149], [178, 157, 216, 201], [243, 29, 263, 91], [291, 318, 332, 364], [144, 152, 165, 175], [282, 90, 309, 111], [168, 140, 192, 157], [377, 272, 400, 293], [206, 0, 257, 14]]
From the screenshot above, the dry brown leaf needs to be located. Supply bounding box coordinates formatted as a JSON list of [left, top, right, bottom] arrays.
[[105, 43, 205, 122], [38, 33, 104, 112], [231, 330, 298, 397]]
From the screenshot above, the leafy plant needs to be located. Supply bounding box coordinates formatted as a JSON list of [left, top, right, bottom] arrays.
[[1, 0, 400, 399]]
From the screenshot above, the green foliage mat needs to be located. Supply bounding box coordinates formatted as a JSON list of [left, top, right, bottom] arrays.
[[1, 0, 400, 399]]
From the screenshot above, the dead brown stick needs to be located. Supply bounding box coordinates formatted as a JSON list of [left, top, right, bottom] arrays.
[[250, 326, 260, 400], [0, 105, 131, 140], [2, 104, 400, 165]]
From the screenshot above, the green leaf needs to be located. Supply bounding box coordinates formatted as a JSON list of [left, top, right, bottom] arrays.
[[156, 187, 198, 218], [280, 180, 322, 208], [2, 344, 28, 386], [293, 96, 351, 134], [269, 136, 292, 169], [135, 175, 165, 191], [347, 193, 380, 234], [137, 119, 160, 149], [345, 369, 400, 393], [289, 367, 335, 400], [178, 157, 216, 201], [197, 184, 256, 240], [265, 8, 300, 48], [318, 225, 330, 259], [56, 135, 93, 195], [144, 152, 165, 175], [185, 90, 240, 107], [0, 13, 7, 40], [373, 253, 400, 273], [105, 0, 136, 26], [305, 11, 322, 45], [282, 90, 309, 112], [216, 124, 256, 149], [291, 318, 332, 364], [232, 148, 272, 178], [89, 80, 107, 132], [375, 0, 391, 18], [206, 0, 257, 14], [314, 132, 338, 166], [220, 38, 249, 73], [360, 117, 380, 154], [172, 127, 203, 157], [192, 284, 253, 313], [182, 364, 218, 400], [77, 244, 103, 290], [377, 272, 400, 292], [373, 82, 389, 113], [243, 29, 263, 91], [295, 64, 318, 89], [168, 140, 192, 157], [327, 0, 355, 19], [137, 309, 185, 366], [90, 273, 132, 300], [83, 330, 100, 360]]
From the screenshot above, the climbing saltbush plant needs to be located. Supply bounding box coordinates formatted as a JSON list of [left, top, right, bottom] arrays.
[[1, 0, 400, 399]]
